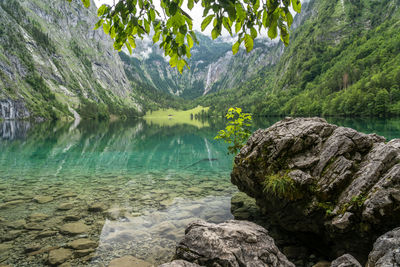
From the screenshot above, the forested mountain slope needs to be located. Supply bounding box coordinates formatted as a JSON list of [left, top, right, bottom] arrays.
[[200, 0, 400, 117], [1, 0, 398, 120], [0, 0, 141, 120]]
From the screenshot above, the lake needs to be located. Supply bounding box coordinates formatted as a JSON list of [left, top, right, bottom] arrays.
[[0, 117, 399, 266]]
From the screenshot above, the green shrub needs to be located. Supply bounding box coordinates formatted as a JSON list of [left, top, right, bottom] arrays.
[[215, 107, 252, 154]]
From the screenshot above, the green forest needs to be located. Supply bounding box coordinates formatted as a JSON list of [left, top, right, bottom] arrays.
[[200, 0, 400, 117]]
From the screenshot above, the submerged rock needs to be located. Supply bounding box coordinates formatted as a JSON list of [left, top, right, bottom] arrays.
[[24, 243, 42, 253], [59, 222, 89, 235], [88, 203, 106, 212], [0, 200, 25, 209], [367, 227, 400, 267], [48, 248, 72, 265], [174, 219, 294, 267], [35, 230, 57, 239], [67, 238, 97, 250], [108, 255, 153, 267], [57, 203, 74, 211], [33, 196, 54, 204], [231, 117, 400, 260], [27, 213, 49, 222]]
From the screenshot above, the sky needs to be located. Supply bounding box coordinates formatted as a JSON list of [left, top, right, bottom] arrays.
[[94, 0, 211, 35]]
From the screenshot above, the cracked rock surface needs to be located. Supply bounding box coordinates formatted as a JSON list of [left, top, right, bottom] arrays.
[[231, 117, 400, 261], [174, 220, 294, 267], [367, 227, 400, 267]]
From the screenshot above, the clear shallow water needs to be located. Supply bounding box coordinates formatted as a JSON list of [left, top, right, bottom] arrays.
[[0, 117, 399, 266]]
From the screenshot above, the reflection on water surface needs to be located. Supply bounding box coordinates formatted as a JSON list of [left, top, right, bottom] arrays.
[[0, 117, 399, 266]]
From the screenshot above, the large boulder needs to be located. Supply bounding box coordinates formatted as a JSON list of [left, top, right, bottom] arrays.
[[366, 227, 400, 267], [331, 254, 361, 267], [174, 219, 294, 267], [231, 117, 400, 261]]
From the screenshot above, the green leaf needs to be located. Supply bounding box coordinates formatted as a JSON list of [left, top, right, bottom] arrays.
[[177, 59, 185, 73], [235, 3, 246, 21], [185, 46, 191, 58], [187, 0, 194, 10], [222, 17, 232, 35], [292, 0, 302, 13], [149, 9, 156, 21], [232, 41, 240, 55], [169, 55, 178, 68], [176, 32, 185, 45], [187, 34, 194, 48], [103, 22, 111, 35], [286, 10, 294, 27], [235, 21, 242, 34], [268, 22, 278, 39], [280, 32, 289, 46], [211, 27, 219, 40], [189, 31, 199, 44], [110, 26, 116, 38], [201, 15, 214, 31], [262, 10, 268, 27], [94, 19, 103, 30], [244, 34, 253, 53], [143, 19, 150, 33], [97, 4, 108, 16], [226, 3, 236, 21], [169, 2, 178, 16], [125, 41, 132, 54], [153, 31, 161, 43], [203, 7, 211, 17], [128, 36, 136, 49], [168, 13, 186, 29], [250, 27, 257, 39], [81, 0, 90, 8]]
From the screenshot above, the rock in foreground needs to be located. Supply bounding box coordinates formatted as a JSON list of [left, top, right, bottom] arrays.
[[331, 254, 361, 267], [231, 117, 400, 260], [367, 227, 400, 267], [174, 220, 294, 267]]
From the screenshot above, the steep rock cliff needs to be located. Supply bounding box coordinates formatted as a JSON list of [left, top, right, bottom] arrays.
[[0, 0, 140, 120]]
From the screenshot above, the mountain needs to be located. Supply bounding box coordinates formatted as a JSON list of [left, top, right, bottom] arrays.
[[1, 0, 398, 120], [120, 0, 399, 118], [198, 0, 400, 117], [120, 32, 282, 100], [0, 0, 142, 121]]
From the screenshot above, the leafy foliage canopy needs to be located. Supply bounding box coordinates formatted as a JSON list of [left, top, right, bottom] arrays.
[[68, 0, 301, 72]]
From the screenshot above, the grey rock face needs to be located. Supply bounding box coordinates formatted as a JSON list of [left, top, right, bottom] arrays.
[[0, 99, 29, 120], [174, 219, 295, 267], [231, 117, 400, 260], [331, 254, 361, 267], [0, 0, 140, 120], [367, 227, 400, 267]]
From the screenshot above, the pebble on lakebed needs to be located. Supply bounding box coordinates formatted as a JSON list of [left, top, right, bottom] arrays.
[[33, 196, 54, 204], [59, 222, 90, 235]]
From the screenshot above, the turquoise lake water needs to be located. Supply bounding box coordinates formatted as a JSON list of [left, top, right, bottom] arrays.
[[0, 117, 399, 266]]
